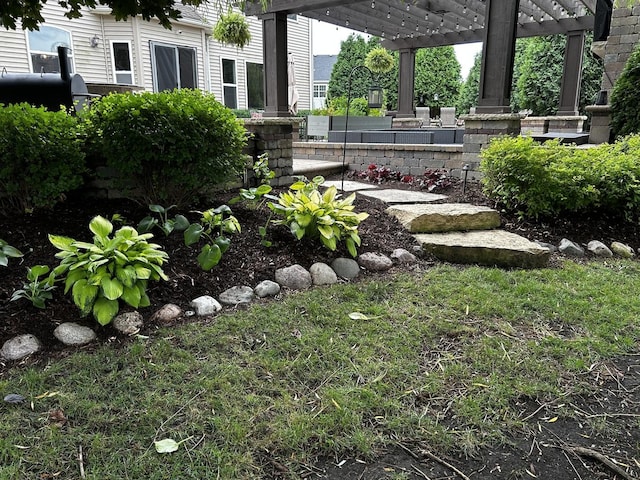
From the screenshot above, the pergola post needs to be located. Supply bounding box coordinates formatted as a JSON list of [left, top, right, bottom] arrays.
[[557, 30, 585, 116], [476, 0, 520, 113], [261, 12, 289, 117], [396, 48, 416, 118]]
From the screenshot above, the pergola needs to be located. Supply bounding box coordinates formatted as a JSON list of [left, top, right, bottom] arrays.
[[246, 0, 603, 118]]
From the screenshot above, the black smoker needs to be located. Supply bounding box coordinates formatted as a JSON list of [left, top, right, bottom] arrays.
[[0, 46, 89, 112]]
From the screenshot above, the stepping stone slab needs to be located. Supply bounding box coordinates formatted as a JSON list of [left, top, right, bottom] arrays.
[[386, 203, 501, 233], [415, 230, 550, 268], [359, 189, 447, 204], [321, 180, 379, 192]]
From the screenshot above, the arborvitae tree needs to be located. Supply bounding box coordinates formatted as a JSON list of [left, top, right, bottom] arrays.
[[610, 43, 640, 137], [414, 46, 461, 109], [456, 52, 481, 114]]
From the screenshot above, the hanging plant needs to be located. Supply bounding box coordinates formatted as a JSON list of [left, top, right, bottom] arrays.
[[365, 47, 394, 74], [213, 11, 252, 49]]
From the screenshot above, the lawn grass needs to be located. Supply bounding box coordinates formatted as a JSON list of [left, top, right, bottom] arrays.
[[1, 260, 640, 479]]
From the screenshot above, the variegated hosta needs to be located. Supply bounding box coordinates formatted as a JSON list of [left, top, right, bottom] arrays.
[[49, 216, 168, 326], [269, 176, 369, 257]]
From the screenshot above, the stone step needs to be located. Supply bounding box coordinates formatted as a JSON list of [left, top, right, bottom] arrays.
[[414, 230, 550, 268], [386, 203, 501, 233], [358, 189, 448, 204], [293, 159, 346, 179]]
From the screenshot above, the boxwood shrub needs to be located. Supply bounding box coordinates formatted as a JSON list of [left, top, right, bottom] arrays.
[[0, 103, 85, 214], [480, 134, 640, 220], [85, 89, 248, 206]]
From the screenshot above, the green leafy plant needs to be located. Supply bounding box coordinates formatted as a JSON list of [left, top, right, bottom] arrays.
[[49, 216, 168, 325], [269, 176, 369, 257], [611, 43, 640, 138], [10, 265, 57, 309], [0, 239, 23, 266], [138, 204, 190, 236], [184, 206, 241, 271], [0, 103, 85, 214], [213, 11, 252, 49], [365, 47, 394, 74], [84, 89, 247, 207], [230, 153, 275, 208]]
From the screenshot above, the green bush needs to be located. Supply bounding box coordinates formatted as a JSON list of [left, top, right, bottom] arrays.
[[480, 135, 640, 220], [611, 43, 640, 138], [84, 89, 248, 206], [0, 103, 85, 214]]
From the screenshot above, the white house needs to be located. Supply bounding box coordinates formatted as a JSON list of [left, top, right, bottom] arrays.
[[0, 3, 312, 111]]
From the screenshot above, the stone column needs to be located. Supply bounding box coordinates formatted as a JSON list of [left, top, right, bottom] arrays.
[[261, 12, 289, 117], [476, 0, 520, 113], [460, 114, 521, 178], [396, 48, 416, 118]]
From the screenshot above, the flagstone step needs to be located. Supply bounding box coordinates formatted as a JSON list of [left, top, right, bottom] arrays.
[[414, 230, 550, 268], [293, 159, 346, 179], [386, 203, 501, 233], [358, 189, 448, 204]]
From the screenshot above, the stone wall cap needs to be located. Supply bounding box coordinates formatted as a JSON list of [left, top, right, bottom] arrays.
[[460, 113, 524, 121], [585, 105, 612, 113], [244, 118, 302, 126], [547, 115, 588, 121]]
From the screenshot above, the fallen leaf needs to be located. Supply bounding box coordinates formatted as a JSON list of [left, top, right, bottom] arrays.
[[35, 391, 59, 399], [349, 312, 369, 320], [48, 408, 67, 427], [154, 439, 180, 454], [547, 416, 558, 423]]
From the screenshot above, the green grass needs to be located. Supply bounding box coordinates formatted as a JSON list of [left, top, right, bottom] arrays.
[[2, 260, 640, 479]]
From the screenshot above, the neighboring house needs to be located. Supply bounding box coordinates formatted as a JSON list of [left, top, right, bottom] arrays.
[[0, 4, 312, 111], [312, 54, 337, 109]]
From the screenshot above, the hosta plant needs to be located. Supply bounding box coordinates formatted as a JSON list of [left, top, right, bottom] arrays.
[[138, 204, 190, 236], [49, 216, 169, 325], [11, 265, 57, 309], [184, 205, 241, 270], [0, 239, 23, 267], [269, 176, 369, 257]]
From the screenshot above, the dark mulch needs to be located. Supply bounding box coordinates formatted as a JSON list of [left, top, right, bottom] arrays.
[[1, 175, 639, 479]]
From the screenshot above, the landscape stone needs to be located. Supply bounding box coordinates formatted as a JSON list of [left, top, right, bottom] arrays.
[[54, 323, 96, 346], [1, 334, 42, 361], [391, 248, 417, 264], [254, 280, 281, 298], [321, 180, 379, 192], [309, 262, 338, 285], [190, 295, 222, 316], [559, 238, 585, 257], [358, 252, 394, 271], [385, 203, 501, 233], [219, 286, 255, 305], [275, 264, 312, 290], [587, 240, 613, 257], [359, 189, 448, 204], [4, 393, 26, 404], [331, 258, 360, 279], [415, 230, 550, 268], [150, 304, 183, 324], [611, 241, 635, 258], [112, 311, 144, 335], [536, 241, 557, 252]]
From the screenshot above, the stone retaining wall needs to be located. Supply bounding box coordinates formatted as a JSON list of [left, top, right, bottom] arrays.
[[293, 141, 464, 177]]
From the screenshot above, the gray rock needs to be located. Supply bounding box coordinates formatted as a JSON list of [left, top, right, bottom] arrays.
[[112, 311, 144, 335], [391, 248, 417, 264], [358, 252, 393, 271], [4, 393, 26, 404], [53, 323, 96, 346], [219, 286, 255, 305], [415, 230, 550, 268], [1, 334, 42, 360], [587, 240, 613, 257], [559, 238, 585, 257], [611, 241, 635, 258], [275, 264, 312, 290], [150, 303, 183, 324], [360, 189, 448, 204], [309, 262, 338, 285], [536, 241, 557, 252], [190, 295, 222, 316], [386, 203, 500, 233], [331, 258, 360, 279], [254, 280, 281, 298]]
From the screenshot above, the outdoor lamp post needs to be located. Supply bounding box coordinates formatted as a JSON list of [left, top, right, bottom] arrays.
[[342, 65, 382, 190]]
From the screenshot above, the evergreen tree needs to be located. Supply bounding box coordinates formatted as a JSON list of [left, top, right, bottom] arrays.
[[456, 52, 481, 114], [414, 46, 461, 109], [611, 43, 640, 137]]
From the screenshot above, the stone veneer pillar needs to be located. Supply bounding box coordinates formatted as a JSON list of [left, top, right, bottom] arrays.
[[460, 113, 521, 178], [243, 118, 301, 187]]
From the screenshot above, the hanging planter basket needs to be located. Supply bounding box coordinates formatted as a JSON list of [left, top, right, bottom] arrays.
[[365, 47, 394, 74], [213, 11, 252, 49]]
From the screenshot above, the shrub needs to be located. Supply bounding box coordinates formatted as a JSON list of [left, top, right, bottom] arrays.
[[269, 176, 369, 257], [611, 43, 640, 138], [480, 135, 640, 220], [84, 89, 248, 206], [0, 103, 85, 214], [50, 216, 168, 325]]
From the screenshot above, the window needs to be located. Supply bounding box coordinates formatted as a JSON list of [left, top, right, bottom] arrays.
[[222, 58, 237, 109], [111, 41, 134, 84], [246, 62, 264, 110], [27, 26, 73, 74], [287, 14, 298, 21], [313, 83, 328, 109], [151, 42, 197, 92]]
